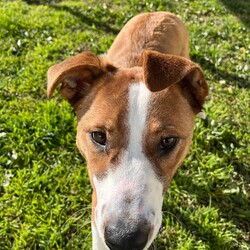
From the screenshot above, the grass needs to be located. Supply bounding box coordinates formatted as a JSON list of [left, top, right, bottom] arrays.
[[0, 0, 249, 249]]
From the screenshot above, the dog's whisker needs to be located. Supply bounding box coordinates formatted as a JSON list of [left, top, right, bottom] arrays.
[[150, 241, 157, 250], [63, 205, 92, 219], [162, 210, 183, 226], [83, 231, 92, 242], [59, 206, 92, 232], [66, 221, 92, 246]]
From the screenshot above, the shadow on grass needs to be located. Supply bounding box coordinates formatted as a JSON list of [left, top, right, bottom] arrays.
[[23, 0, 59, 4], [22, 1, 119, 35], [191, 54, 249, 89], [50, 5, 119, 34], [220, 0, 250, 28]]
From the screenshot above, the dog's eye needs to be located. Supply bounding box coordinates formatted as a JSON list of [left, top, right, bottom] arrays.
[[91, 131, 107, 146], [160, 137, 179, 151]]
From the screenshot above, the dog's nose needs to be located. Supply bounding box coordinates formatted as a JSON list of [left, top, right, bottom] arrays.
[[104, 225, 148, 250]]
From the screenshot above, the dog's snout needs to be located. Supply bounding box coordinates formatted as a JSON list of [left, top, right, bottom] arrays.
[[104, 224, 149, 250]]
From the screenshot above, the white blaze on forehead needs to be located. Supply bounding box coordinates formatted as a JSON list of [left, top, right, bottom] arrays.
[[128, 83, 151, 155], [93, 82, 164, 248]]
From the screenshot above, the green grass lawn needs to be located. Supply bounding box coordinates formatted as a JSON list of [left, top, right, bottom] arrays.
[[0, 0, 249, 249]]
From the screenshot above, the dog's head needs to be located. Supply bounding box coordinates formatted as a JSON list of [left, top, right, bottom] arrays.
[[47, 50, 208, 250]]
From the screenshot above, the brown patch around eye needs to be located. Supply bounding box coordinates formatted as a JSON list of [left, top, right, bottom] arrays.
[[143, 88, 196, 185], [76, 67, 143, 178]]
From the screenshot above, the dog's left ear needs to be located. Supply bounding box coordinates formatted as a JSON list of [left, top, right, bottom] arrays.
[[47, 52, 116, 109], [143, 50, 208, 112]]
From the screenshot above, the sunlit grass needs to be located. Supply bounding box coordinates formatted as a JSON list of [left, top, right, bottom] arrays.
[[0, 0, 249, 249]]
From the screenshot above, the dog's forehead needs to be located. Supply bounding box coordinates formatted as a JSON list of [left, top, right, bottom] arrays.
[[148, 86, 196, 133], [77, 67, 144, 124], [77, 66, 195, 132]]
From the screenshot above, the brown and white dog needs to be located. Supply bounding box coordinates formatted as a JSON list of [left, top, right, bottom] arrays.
[[47, 12, 208, 250]]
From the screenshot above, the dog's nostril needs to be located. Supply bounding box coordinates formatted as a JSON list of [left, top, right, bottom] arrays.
[[104, 225, 148, 250]]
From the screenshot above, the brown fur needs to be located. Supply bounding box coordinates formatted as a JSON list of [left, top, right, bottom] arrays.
[[107, 12, 189, 67], [145, 85, 196, 191]]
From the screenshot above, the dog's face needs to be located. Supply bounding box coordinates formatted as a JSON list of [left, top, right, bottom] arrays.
[[47, 51, 208, 250]]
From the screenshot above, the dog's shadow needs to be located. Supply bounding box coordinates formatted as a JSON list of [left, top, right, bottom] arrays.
[[23, 0, 60, 4], [49, 4, 120, 35], [22, 0, 120, 35]]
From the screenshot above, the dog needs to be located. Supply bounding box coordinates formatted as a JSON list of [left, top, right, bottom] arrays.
[[47, 12, 208, 250]]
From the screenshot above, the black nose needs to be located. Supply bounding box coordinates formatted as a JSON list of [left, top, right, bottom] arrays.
[[104, 225, 148, 250]]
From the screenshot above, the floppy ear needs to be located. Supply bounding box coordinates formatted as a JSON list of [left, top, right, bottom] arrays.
[[142, 50, 208, 112], [47, 52, 115, 108]]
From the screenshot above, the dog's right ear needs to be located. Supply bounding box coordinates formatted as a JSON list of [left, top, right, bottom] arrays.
[[143, 50, 208, 113], [47, 52, 115, 108]]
